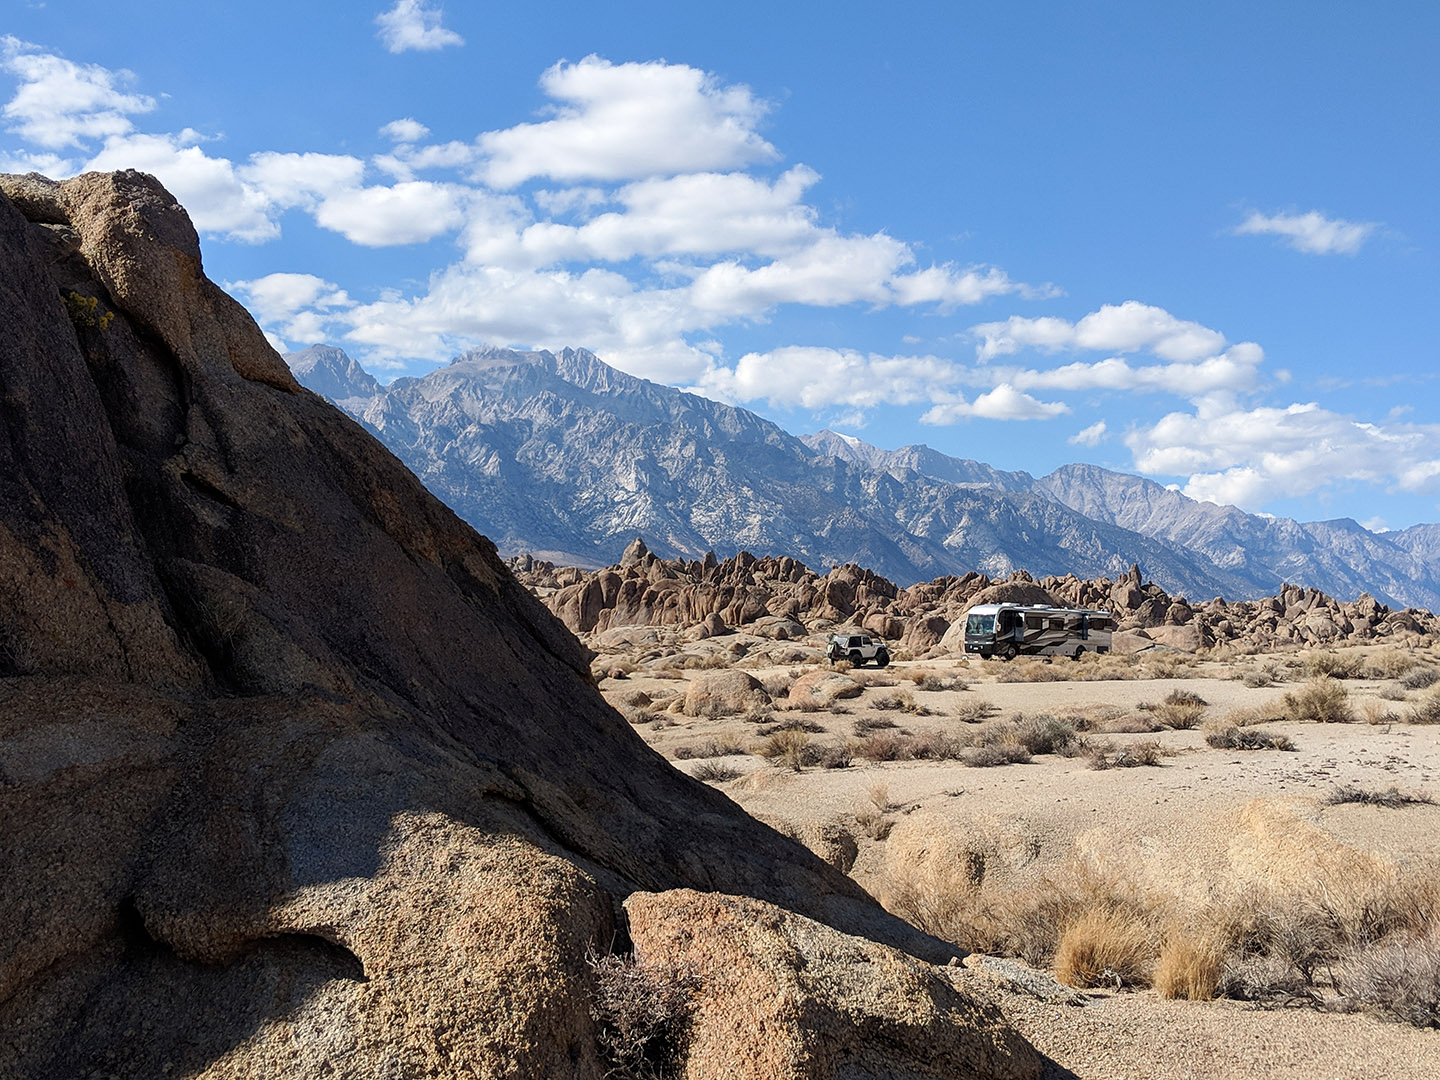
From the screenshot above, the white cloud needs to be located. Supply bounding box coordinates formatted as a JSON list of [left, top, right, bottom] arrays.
[[1125, 400, 1440, 510], [374, 1, 464, 54], [1, 36, 154, 149], [239, 151, 365, 209], [312, 181, 468, 246], [1069, 420, 1107, 446], [229, 272, 354, 348], [476, 56, 778, 188], [380, 117, 429, 142], [921, 385, 1069, 424], [1004, 342, 1264, 399], [972, 301, 1228, 362], [697, 347, 961, 410], [1234, 209, 1377, 255]]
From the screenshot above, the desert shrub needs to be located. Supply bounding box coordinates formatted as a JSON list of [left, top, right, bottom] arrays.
[[951, 699, 1000, 723], [856, 728, 967, 762], [1204, 725, 1296, 752], [873, 689, 930, 714], [755, 729, 819, 771], [1379, 684, 1409, 701], [1151, 699, 1206, 730], [1053, 908, 1153, 988], [1154, 927, 1226, 1000], [1343, 933, 1440, 1027], [760, 672, 795, 698], [816, 743, 853, 769], [1242, 670, 1275, 688], [1326, 785, 1435, 809], [755, 716, 825, 735], [1360, 698, 1400, 725], [690, 760, 742, 782], [671, 734, 749, 760], [853, 671, 899, 688], [1367, 648, 1418, 680], [854, 783, 895, 839], [622, 707, 657, 726], [963, 742, 1031, 767], [1166, 688, 1208, 706], [994, 659, 1068, 683], [1401, 666, 1440, 691], [1220, 703, 1286, 727], [1143, 654, 1198, 680], [1304, 650, 1364, 680], [1283, 676, 1353, 723], [906, 668, 967, 692], [1096, 713, 1162, 734], [1408, 688, 1440, 724], [1218, 952, 1311, 1003], [852, 716, 899, 736], [1010, 713, 1080, 755], [1087, 739, 1163, 769], [588, 949, 699, 1079]]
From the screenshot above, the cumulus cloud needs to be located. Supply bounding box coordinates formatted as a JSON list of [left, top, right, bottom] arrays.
[[1069, 420, 1107, 446], [228, 272, 353, 347], [1234, 209, 1377, 255], [972, 301, 1229, 363], [476, 56, 778, 187], [0, 36, 154, 148], [380, 117, 429, 142], [921, 385, 1070, 424], [1125, 400, 1440, 510], [1003, 342, 1265, 399], [374, 1, 464, 54], [697, 347, 962, 410]]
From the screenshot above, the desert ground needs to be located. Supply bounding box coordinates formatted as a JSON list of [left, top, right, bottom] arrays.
[[592, 632, 1440, 1079]]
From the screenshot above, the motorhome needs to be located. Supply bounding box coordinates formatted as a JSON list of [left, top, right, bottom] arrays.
[[962, 603, 1113, 660]]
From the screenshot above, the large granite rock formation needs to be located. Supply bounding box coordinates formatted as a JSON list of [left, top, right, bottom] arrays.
[[0, 172, 1038, 1079]]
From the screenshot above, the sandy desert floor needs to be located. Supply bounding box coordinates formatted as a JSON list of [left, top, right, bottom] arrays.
[[595, 637, 1440, 1079]]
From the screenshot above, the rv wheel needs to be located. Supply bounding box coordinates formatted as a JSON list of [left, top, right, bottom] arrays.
[[1072, 646, 1085, 661], [1000, 643, 1017, 661]]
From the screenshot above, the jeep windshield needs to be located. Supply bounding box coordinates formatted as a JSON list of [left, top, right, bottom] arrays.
[[965, 614, 994, 636]]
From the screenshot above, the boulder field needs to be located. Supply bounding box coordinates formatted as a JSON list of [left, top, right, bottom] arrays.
[[0, 172, 1039, 1079]]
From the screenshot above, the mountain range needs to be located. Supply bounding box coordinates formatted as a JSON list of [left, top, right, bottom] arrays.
[[283, 344, 1440, 609]]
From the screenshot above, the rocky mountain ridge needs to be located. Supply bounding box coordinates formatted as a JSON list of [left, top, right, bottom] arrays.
[[287, 344, 1437, 608]]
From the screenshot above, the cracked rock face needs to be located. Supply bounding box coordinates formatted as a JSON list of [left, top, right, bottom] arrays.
[[0, 171, 1037, 1079]]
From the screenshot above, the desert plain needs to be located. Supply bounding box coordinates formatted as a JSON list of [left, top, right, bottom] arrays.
[[589, 630, 1440, 1079]]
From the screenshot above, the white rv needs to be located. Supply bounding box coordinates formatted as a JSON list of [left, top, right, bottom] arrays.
[[962, 603, 1114, 660]]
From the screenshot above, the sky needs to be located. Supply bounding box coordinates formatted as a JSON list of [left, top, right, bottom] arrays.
[[3, 1, 1437, 532]]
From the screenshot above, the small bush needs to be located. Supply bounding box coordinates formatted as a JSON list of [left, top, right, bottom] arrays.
[[873, 689, 930, 714], [1097, 713, 1162, 734], [1011, 713, 1080, 755], [906, 668, 967, 692], [1087, 739, 1163, 770], [1304, 650, 1364, 680], [755, 729, 817, 771], [588, 949, 699, 1080], [1401, 666, 1440, 691], [760, 672, 795, 698], [1205, 725, 1296, 752], [1361, 698, 1400, 725], [1325, 785, 1435, 809], [1243, 670, 1276, 688], [852, 715, 899, 736], [1219, 953, 1311, 1003], [690, 760, 742, 782], [1283, 676, 1353, 723], [816, 743, 853, 769], [755, 716, 825, 735], [994, 659, 1068, 683], [1379, 684, 1409, 701], [1164, 688, 1208, 707], [1151, 699, 1206, 730], [672, 734, 749, 760], [1368, 648, 1418, 680], [963, 742, 1032, 767], [1408, 688, 1440, 724], [951, 699, 1000, 723], [1343, 933, 1440, 1027], [1053, 908, 1152, 988]]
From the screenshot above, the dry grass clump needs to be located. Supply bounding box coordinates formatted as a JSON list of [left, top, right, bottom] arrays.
[[1407, 687, 1440, 724], [1154, 926, 1227, 1000], [1325, 785, 1435, 809], [1087, 739, 1164, 769], [853, 783, 896, 840], [1378, 683, 1409, 701], [1304, 650, 1364, 680], [1053, 908, 1154, 988], [587, 949, 698, 1080], [951, 699, 1000, 723], [1009, 713, 1082, 755], [851, 670, 899, 688], [754, 728, 817, 771], [1360, 698, 1400, 725], [754, 716, 825, 735], [671, 734, 749, 760], [1147, 690, 1207, 729], [963, 742, 1033, 767], [1367, 648, 1418, 680], [1282, 676, 1353, 723], [1203, 725, 1296, 752], [1094, 712, 1162, 734], [852, 715, 898, 736], [690, 760, 742, 782], [994, 659, 1069, 683], [905, 667, 968, 692], [872, 689, 931, 714], [760, 671, 796, 698], [855, 728, 967, 763], [1401, 666, 1440, 691]]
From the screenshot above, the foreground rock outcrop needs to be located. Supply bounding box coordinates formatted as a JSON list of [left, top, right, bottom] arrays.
[[0, 172, 1036, 1078], [515, 540, 1440, 654]]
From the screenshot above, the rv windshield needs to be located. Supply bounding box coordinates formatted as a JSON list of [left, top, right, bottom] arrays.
[[966, 614, 994, 636]]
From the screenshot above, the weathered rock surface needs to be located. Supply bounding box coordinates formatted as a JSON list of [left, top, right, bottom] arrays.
[[625, 889, 1044, 1080], [0, 172, 1019, 1078]]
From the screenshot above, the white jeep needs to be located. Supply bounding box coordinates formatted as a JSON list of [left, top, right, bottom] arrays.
[[826, 633, 889, 668]]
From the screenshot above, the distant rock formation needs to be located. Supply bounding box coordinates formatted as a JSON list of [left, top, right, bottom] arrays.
[[0, 171, 1038, 1078], [513, 544, 1440, 654]]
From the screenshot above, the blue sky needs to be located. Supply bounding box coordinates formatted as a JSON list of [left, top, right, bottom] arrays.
[[3, 2, 1437, 531]]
